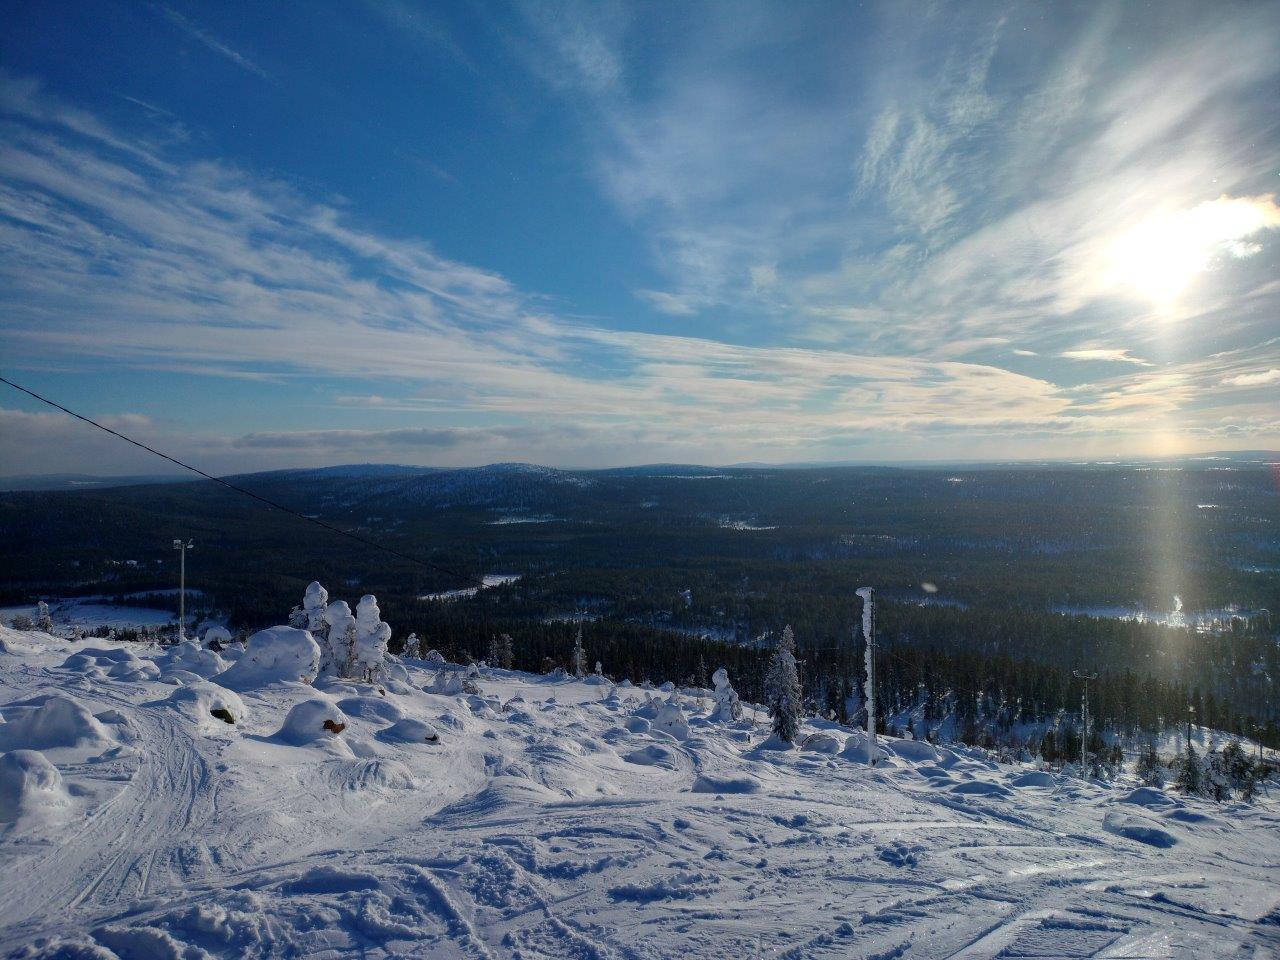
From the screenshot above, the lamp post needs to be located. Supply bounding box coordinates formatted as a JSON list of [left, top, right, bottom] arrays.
[[172, 539, 193, 641]]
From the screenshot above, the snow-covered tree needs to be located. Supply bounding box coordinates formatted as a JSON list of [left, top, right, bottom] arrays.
[[488, 632, 514, 670], [36, 601, 53, 633], [571, 626, 587, 679], [711, 667, 742, 722], [322, 600, 356, 677], [764, 625, 803, 744], [353, 594, 392, 682], [402, 632, 421, 659], [1175, 743, 1202, 795], [424, 648, 446, 667], [654, 696, 689, 739], [1135, 742, 1163, 787]]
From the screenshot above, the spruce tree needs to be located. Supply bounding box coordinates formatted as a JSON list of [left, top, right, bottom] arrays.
[[764, 625, 803, 744]]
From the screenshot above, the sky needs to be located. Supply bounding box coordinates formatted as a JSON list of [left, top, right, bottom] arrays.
[[1, 0, 1278, 476]]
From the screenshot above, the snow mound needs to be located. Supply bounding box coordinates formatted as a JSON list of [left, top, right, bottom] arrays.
[[1119, 786, 1174, 808], [1010, 770, 1055, 788], [275, 698, 349, 746], [378, 717, 440, 744], [888, 739, 938, 763], [800, 733, 842, 753], [336, 696, 404, 722], [949, 780, 1011, 798], [652, 699, 689, 740], [202, 624, 233, 648], [624, 744, 681, 768], [166, 682, 247, 731], [155, 640, 227, 680], [60, 647, 159, 682], [0, 695, 112, 750], [691, 773, 761, 794], [214, 626, 321, 690], [1103, 810, 1177, 848], [0, 750, 70, 823], [334, 758, 416, 791]]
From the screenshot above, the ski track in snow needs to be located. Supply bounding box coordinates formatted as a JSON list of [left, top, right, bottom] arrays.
[[1, 627, 1278, 959]]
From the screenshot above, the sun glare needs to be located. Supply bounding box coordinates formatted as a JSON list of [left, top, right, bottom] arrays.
[[1107, 194, 1280, 304]]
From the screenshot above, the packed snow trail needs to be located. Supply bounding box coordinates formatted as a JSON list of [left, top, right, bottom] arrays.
[[1, 625, 1277, 959]]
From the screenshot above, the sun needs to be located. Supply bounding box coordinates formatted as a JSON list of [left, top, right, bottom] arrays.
[[1106, 194, 1280, 305]]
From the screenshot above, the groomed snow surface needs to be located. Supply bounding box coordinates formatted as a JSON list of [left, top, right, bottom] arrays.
[[1, 625, 1277, 959]]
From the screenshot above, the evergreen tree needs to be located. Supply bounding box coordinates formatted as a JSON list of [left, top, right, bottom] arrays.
[[571, 626, 587, 678], [764, 625, 803, 744], [1175, 743, 1202, 795], [1135, 741, 1163, 786]]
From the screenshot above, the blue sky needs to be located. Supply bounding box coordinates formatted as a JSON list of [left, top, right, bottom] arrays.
[[1, 0, 1278, 474]]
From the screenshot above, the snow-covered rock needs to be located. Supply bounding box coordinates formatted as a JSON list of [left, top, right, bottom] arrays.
[[275, 698, 349, 746], [213, 626, 321, 690], [166, 682, 247, 731], [378, 717, 440, 744]]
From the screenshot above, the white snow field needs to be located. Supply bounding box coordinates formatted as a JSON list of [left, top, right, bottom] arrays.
[[1, 625, 1277, 959]]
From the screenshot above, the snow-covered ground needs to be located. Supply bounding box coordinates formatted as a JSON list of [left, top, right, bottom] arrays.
[[1, 598, 178, 631], [1, 625, 1278, 959]]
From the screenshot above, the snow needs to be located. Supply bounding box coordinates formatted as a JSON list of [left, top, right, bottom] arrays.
[[0, 750, 70, 825], [213, 625, 321, 689], [0, 622, 1276, 958]]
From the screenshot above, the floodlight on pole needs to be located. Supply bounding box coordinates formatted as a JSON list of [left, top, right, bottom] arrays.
[[173, 539, 194, 641]]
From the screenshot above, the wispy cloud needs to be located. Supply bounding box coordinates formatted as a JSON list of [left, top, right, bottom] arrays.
[[158, 6, 268, 79]]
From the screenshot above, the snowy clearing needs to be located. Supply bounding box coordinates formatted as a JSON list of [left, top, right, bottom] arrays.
[[1, 624, 1277, 959]]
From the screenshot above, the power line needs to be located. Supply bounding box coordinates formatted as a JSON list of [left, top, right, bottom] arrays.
[[0, 374, 487, 590]]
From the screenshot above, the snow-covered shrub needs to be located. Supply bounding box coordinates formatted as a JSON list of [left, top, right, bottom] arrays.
[[36, 602, 53, 633], [156, 640, 227, 680], [429, 671, 466, 696], [764, 625, 803, 745], [401, 632, 422, 659], [462, 662, 482, 695], [8, 613, 34, 631], [710, 667, 742, 722], [424, 649, 446, 667], [353, 595, 392, 682], [653, 697, 689, 740], [213, 626, 321, 690], [202, 625, 232, 650]]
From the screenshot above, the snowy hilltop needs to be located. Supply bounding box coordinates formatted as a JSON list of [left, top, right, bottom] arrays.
[[1, 599, 1278, 958]]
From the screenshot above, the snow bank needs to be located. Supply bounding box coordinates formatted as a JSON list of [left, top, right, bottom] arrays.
[[275, 698, 349, 746], [214, 626, 321, 690], [0, 750, 69, 823], [0, 695, 111, 750], [691, 773, 761, 794], [1102, 810, 1177, 848], [166, 682, 247, 731]]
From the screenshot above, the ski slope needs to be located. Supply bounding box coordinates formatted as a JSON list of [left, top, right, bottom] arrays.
[[1, 625, 1277, 959]]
